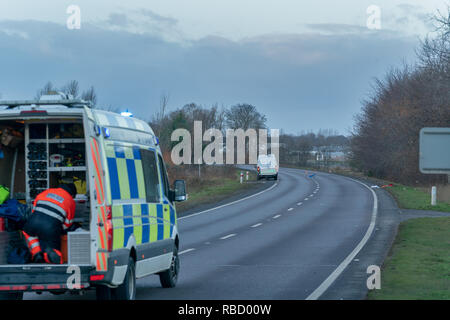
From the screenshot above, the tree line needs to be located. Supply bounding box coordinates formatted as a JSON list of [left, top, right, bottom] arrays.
[[279, 129, 349, 167], [149, 96, 268, 163], [350, 9, 450, 185], [36, 80, 97, 106]]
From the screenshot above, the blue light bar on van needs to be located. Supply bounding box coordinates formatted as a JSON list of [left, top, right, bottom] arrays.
[[94, 124, 101, 136], [120, 110, 133, 117], [102, 127, 110, 138]]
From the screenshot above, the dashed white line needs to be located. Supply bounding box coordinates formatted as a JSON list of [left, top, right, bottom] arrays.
[[220, 233, 236, 240], [251, 223, 263, 228], [304, 198, 309, 201], [306, 177, 378, 300], [179, 248, 195, 255], [297, 202, 303, 206], [273, 214, 281, 219], [287, 208, 294, 211]]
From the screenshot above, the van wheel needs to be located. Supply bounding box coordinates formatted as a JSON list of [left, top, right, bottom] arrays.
[[0, 292, 23, 300], [113, 257, 136, 300], [274, 174, 278, 180], [96, 285, 113, 300], [159, 246, 179, 288]]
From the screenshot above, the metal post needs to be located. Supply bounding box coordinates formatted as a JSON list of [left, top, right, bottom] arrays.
[[240, 172, 243, 184], [246, 171, 249, 181]]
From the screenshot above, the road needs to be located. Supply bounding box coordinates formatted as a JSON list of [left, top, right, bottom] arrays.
[[25, 167, 376, 300]]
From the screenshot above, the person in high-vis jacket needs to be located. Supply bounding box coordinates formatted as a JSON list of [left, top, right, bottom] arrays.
[[22, 184, 77, 264]]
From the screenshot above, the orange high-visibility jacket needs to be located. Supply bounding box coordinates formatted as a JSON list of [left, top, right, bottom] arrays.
[[32, 188, 76, 230]]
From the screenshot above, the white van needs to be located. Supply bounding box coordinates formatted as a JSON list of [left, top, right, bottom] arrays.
[[257, 154, 278, 180], [0, 93, 186, 300]]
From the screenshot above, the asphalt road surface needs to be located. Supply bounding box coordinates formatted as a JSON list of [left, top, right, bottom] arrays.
[[26, 167, 375, 300]]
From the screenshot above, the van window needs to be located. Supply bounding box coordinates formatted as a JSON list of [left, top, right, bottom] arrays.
[[158, 155, 170, 199], [140, 149, 161, 203]]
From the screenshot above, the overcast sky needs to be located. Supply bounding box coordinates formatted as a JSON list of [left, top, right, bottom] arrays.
[[0, 1, 448, 134]]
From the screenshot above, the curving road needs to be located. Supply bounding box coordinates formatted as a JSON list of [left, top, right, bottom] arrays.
[[26, 167, 376, 300]]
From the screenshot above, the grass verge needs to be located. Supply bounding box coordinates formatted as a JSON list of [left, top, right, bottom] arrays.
[[175, 169, 258, 213], [368, 217, 450, 300], [388, 184, 450, 212]]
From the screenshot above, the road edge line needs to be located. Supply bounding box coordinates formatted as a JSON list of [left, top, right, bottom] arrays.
[[305, 176, 378, 300], [178, 181, 279, 221]]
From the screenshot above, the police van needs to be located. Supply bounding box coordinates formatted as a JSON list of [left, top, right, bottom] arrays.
[[256, 154, 278, 180], [0, 93, 186, 300]]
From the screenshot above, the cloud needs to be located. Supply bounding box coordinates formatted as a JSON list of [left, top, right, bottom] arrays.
[[96, 9, 183, 43], [137, 8, 178, 27], [0, 19, 419, 134], [106, 13, 129, 27], [305, 23, 370, 34]]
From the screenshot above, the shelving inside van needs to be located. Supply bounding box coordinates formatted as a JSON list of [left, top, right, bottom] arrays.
[[0, 118, 91, 264]]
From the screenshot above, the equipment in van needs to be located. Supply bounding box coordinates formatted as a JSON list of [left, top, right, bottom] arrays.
[[28, 171, 47, 179], [0, 199, 30, 231], [0, 185, 10, 205], [50, 154, 64, 167], [29, 161, 46, 170], [0, 128, 23, 148], [7, 247, 31, 265]]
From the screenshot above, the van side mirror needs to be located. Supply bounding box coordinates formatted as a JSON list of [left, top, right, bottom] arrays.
[[172, 180, 187, 202]]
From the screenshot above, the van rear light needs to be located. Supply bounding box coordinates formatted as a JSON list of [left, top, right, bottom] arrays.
[[90, 274, 105, 281], [257, 166, 260, 172], [20, 110, 48, 115], [105, 206, 113, 252]]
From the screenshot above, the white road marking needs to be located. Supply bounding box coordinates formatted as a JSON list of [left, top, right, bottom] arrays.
[[220, 233, 236, 240], [287, 208, 294, 211], [251, 223, 262, 228], [306, 177, 378, 300], [304, 198, 309, 201], [273, 214, 281, 219], [297, 202, 303, 206], [179, 248, 195, 255], [179, 182, 279, 221]]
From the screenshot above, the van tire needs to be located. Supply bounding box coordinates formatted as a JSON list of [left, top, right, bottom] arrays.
[[159, 246, 179, 288], [96, 285, 113, 300], [274, 174, 278, 180], [0, 292, 23, 300], [113, 257, 136, 300]]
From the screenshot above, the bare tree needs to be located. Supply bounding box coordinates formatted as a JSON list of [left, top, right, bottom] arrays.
[[81, 86, 97, 107], [350, 8, 450, 185], [35, 81, 55, 99], [225, 103, 267, 130], [62, 80, 80, 98]]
